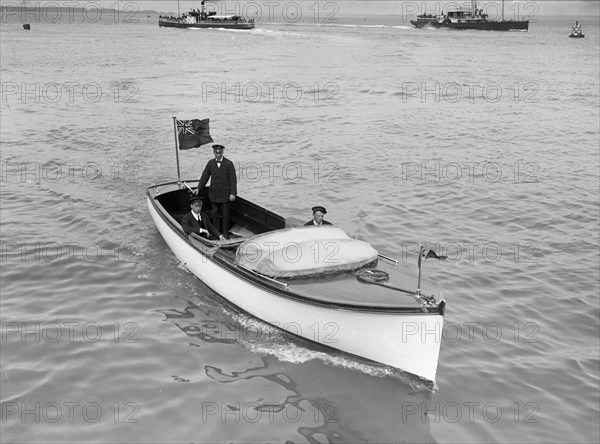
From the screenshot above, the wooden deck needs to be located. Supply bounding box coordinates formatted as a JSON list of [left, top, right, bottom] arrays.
[[283, 262, 439, 309]]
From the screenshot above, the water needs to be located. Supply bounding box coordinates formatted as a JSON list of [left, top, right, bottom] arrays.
[[1, 8, 599, 444]]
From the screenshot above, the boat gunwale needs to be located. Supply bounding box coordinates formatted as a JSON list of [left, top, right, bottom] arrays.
[[147, 182, 445, 316]]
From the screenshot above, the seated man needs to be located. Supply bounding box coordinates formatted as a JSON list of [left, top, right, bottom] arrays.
[[182, 196, 226, 241], [304, 206, 333, 226]]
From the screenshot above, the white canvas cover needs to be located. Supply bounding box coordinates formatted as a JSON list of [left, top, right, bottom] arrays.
[[235, 226, 378, 278]]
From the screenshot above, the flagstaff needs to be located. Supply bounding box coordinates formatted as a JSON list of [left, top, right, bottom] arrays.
[[172, 116, 181, 185]]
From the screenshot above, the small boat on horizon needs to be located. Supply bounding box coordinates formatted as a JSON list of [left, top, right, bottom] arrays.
[[569, 21, 584, 38], [158, 0, 254, 30], [410, 0, 529, 31]]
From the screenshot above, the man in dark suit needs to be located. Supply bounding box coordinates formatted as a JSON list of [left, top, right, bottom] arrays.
[[304, 206, 333, 226], [182, 196, 225, 240], [195, 144, 237, 238]]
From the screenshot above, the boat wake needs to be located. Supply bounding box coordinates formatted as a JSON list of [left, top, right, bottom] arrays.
[[225, 309, 436, 392]]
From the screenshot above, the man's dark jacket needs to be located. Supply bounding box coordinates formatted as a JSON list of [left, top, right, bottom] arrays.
[[182, 211, 221, 238], [197, 157, 237, 203]]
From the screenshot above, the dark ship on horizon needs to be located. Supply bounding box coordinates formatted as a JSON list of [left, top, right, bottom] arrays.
[[158, 0, 255, 30], [410, 0, 529, 31]]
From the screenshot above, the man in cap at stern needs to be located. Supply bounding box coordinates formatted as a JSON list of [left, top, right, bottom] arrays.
[[182, 196, 226, 241], [304, 206, 333, 226], [195, 144, 237, 238]]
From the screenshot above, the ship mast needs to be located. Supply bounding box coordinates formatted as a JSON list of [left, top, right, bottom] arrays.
[[502, 0, 505, 21]]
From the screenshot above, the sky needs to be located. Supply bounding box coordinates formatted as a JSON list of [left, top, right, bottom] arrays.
[[7, 0, 600, 16]]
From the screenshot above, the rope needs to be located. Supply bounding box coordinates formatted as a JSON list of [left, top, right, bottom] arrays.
[[356, 269, 389, 283]]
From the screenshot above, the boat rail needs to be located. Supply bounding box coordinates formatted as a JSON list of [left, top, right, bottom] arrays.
[[378, 253, 399, 267], [237, 264, 290, 291]]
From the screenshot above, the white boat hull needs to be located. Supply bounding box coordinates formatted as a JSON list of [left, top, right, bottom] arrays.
[[147, 192, 443, 381]]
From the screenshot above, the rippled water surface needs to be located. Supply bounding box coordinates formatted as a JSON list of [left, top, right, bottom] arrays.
[[1, 9, 599, 444]]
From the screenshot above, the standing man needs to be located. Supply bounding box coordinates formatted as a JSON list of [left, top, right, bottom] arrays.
[[304, 206, 333, 226], [196, 144, 237, 239]]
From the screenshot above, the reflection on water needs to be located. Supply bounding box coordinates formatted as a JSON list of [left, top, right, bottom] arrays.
[[156, 299, 437, 443], [160, 296, 436, 389]]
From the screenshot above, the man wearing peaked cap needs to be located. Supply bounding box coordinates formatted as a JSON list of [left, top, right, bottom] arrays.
[[195, 144, 237, 239], [304, 206, 333, 226], [182, 195, 226, 240]]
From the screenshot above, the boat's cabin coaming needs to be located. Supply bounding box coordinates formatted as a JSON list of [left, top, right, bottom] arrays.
[[156, 186, 285, 236]]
